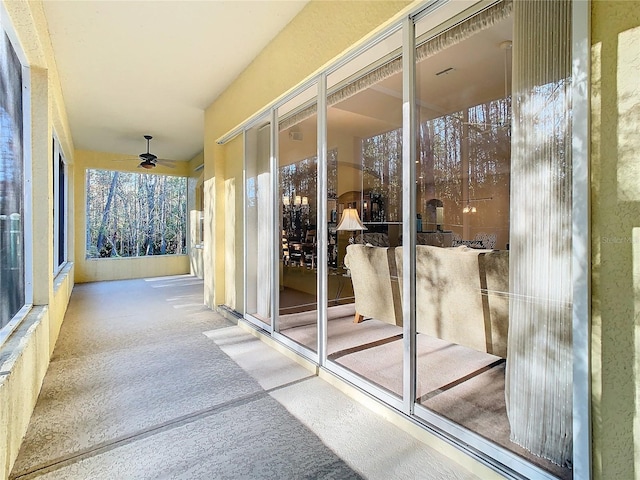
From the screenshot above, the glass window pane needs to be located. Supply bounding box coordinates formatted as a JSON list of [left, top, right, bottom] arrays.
[[326, 29, 403, 397], [245, 117, 272, 326], [0, 29, 25, 330], [277, 84, 319, 352]]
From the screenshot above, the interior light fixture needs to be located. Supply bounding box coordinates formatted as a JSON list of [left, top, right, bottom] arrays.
[[463, 204, 477, 214], [336, 207, 367, 244]]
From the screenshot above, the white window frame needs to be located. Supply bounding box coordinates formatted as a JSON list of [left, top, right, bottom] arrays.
[[53, 133, 68, 274], [84, 169, 189, 259]]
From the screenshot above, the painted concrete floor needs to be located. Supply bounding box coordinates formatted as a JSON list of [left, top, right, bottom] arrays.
[[10, 275, 481, 480]]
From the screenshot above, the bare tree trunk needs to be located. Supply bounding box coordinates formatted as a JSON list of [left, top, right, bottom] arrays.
[[159, 177, 167, 254], [96, 172, 119, 252], [143, 175, 157, 255]]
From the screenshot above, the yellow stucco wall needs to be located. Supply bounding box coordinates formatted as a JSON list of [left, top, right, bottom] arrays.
[[73, 149, 191, 283], [0, 1, 75, 477], [591, 2, 640, 479]]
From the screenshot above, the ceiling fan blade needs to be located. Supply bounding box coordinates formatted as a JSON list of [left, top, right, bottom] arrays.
[[154, 159, 176, 168], [113, 156, 139, 162]]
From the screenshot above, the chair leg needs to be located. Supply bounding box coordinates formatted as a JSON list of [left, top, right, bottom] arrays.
[[353, 312, 364, 323]]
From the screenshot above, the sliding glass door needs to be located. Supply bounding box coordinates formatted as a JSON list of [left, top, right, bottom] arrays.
[[325, 28, 404, 404], [276, 85, 319, 354], [245, 117, 272, 328], [412, 2, 573, 478]]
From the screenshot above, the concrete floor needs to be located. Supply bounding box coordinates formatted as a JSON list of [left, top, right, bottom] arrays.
[[10, 275, 481, 480]]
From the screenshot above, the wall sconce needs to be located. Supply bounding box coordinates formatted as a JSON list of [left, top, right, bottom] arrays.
[[462, 204, 477, 214], [302, 196, 308, 206], [463, 196, 491, 213], [295, 195, 302, 206], [283, 195, 290, 206]]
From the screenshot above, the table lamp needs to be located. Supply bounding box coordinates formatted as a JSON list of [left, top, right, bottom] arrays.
[[336, 207, 367, 244]]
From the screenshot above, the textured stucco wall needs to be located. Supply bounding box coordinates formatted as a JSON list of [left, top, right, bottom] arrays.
[[50, 264, 74, 353], [203, 0, 415, 307], [0, 308, 50, 480], [591, 2, 640, 479]]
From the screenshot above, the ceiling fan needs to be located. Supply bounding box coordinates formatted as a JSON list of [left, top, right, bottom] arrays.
[[137, 135, 174, 169]]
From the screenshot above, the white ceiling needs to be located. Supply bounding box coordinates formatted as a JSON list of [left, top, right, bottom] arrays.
[[42, 0, 309, 161]]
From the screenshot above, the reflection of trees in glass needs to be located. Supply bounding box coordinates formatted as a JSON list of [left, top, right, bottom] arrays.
[[85, 169, 187, 258], [280, 148, 338, 229], [1, 29, 25, 330], [418, 97, 511, 231], [327, 149, 338, 199], [362, 129, 403, 221], [246, 177, 256, 208], [280, 153, 318, 241]]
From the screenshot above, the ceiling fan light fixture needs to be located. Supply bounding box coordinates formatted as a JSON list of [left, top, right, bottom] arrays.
[[139, 160, 155, 169], [118, 135, 173, 169]]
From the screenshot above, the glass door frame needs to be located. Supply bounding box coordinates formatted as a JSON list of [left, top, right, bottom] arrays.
[[269, 91, 321, 364], [319, 20, 406, 414]]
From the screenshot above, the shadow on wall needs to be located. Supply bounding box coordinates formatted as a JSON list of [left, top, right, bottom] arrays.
[[591, 13, 640, 478]]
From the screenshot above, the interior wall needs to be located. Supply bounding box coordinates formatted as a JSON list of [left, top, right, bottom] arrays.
[[0, 0, 75, 477], [591, 2, 640, 479], [73, 149, 191, 283], [279, 122, 317, 167]]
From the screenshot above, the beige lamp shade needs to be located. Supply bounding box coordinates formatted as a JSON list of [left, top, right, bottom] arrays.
[[336, 208, 367, 231]]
